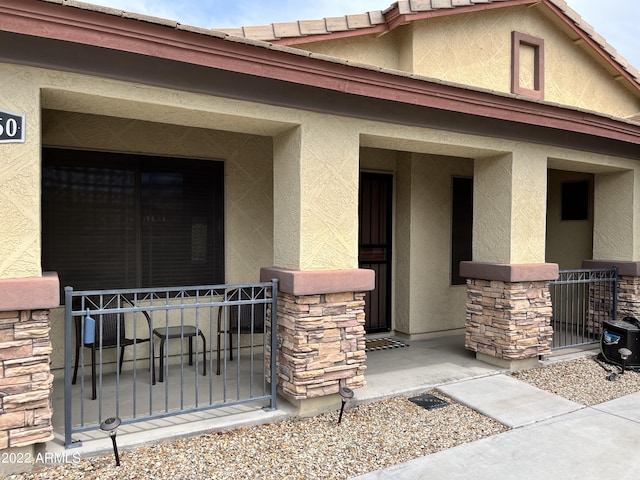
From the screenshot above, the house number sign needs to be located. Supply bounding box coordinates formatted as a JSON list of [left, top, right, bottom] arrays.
[[0, 110, 25, 144]]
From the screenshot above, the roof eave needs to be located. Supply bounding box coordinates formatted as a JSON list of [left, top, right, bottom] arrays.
[[2, 0, 639, 146]]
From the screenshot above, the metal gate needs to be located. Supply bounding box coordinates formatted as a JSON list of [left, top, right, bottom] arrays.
[[550, 268, 617, 349], [64, 281, 278, 448]]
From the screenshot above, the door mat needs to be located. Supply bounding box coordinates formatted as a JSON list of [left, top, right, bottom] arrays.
[[365, 337, 409, 352]]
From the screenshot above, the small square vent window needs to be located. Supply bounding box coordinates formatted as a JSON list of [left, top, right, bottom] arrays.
[[511, 31, 544, 100]]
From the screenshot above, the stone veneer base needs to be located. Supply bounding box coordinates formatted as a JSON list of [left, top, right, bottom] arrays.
[[583, 260, 640, 324], [261, 267, 373, 403], [462, 263, 556, 371], [0, 273, 59, 463]]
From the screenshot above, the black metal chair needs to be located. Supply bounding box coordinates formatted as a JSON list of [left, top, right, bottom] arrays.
[[72, 296, 152, 400], [216, 287, 266, 375]]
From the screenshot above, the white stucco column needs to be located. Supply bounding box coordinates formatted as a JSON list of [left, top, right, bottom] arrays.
[[593, 170, 638, 261], [272, 119, 360, 271]]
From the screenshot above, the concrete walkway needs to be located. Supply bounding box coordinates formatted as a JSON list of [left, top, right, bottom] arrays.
[[351, 374, 640, 480]]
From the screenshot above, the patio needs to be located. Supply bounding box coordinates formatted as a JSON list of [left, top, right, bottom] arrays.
[[46, 334, 505, 457]]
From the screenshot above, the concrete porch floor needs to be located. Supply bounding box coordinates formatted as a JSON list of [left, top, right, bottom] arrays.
[[45, 334, 506, 458]]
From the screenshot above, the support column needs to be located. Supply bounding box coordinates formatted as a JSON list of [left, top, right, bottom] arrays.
[[261, 268, 374, 414], [273, 120, 360, 271], [593, 170, 638, 261], [0, 274, 59, 476], [464, 150, 557, 370], [584, 171, 640, 328], [584, 261, 640, 321], [269, 119, 374, 413], [0, 65, 60, 474]]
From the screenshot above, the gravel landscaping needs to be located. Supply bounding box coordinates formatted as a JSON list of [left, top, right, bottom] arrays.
[[8, 353, 640, 480]]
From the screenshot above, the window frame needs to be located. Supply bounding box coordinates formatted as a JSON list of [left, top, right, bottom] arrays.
[[42, 148, 225, 292]]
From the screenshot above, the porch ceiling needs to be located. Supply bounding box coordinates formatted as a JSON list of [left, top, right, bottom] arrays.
[[41, 89, 296, 138]]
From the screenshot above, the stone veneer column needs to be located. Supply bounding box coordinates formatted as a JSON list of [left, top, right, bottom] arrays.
[[0, 273, 59, 474], [584, 261, 640, 321], [460, 262, 558, 371], [261, 267, 374, 414]]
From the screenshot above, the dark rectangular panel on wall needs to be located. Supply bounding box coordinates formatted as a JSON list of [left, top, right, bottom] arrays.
[[451, 176, 473, 285]]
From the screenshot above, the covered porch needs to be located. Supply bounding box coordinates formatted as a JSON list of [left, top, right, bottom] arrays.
[[47, 334, 504, 455]]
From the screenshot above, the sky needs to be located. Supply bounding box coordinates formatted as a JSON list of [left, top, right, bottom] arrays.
[[91, 0, 639, 70]]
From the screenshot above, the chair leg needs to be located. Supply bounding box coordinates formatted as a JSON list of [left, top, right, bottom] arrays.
[[199, 332, 207, 376], [72, 343, 80, 385], [91, 346, 97, 401], [151, 339, 156, 385], [229, 332, 233, 361], [188, 336, 194, 366], [217, 328, 221, 375], [159, 338, 166, 383], [119, 346, 126, 374]]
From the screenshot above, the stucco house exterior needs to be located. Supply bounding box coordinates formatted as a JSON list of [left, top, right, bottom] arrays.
[[1, 0, 640, 461]]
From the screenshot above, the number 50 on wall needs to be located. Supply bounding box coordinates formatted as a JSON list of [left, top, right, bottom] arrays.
[[0, 110, 26, 144]]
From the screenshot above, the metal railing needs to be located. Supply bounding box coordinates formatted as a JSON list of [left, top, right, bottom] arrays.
[[64, 280, 278, 448], [550, 268, 617, 350]]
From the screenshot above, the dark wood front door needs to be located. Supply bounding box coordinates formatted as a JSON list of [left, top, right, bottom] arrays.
[[359, 173, 392, 333]]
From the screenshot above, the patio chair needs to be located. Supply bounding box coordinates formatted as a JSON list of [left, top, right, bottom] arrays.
[[72, 296, 152, 400], [216, 287, 266, 375]]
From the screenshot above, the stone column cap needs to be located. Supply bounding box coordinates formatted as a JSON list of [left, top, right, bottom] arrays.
[[460, 262, 559, 282], [260, 267, 375, 296], [583, 260, 640, 276], [0, 272, 60, 311]]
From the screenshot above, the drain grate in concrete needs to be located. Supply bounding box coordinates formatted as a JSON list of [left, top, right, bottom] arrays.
[[408, 394, 450, 411]]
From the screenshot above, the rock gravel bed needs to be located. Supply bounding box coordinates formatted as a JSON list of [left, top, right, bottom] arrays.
[[9, 353, 640, 480], [11, 392, 505, 480], [512, 354, 640, 405]]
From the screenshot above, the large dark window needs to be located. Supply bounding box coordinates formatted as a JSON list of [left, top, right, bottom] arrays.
[[42, 148, 224, 291], [451, 176, 473, 285]]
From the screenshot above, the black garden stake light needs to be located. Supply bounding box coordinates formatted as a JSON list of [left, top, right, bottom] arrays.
[[337, 383, 354, 424], [100, 416, 121, 466]]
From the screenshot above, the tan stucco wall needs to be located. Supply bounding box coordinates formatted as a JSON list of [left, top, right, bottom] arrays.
[[298, 5, 640, 120], [273, 119, 360, 271], [295, 27, 407, 72], [405, 153, 473, 335], [473, 148, 548, 264], [546, 169, 594, 269], [41, 110, 274, 285], [2, 61, 640, 356], [0, 67, 43, 278], [593, 169, 639, 261]]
